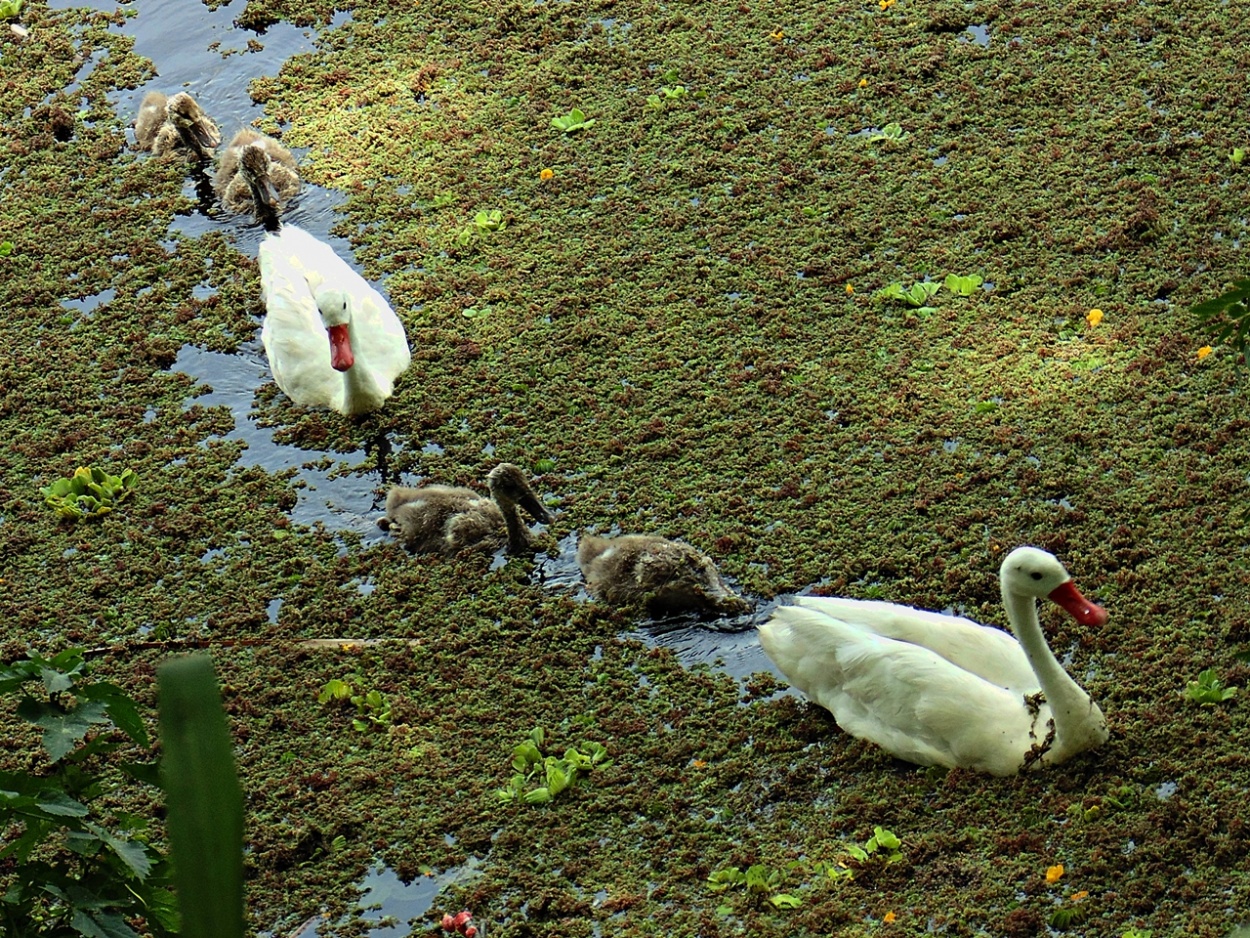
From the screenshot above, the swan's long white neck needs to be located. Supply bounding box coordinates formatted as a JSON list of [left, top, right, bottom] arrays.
[[1001, 579, 1097, 763], [336, 317, 388, 415]]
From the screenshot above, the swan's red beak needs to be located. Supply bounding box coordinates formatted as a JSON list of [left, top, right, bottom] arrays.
[[1047, 580, 1108, 626], [327, 324, 354, 372]]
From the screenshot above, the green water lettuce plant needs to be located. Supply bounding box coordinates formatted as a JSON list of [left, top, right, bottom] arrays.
[[551, 108, 595, 133], [41, 465, 137, 519], [1183, 668, 1238, 705], [495, 727, 610, 805], [944, 273, 983, 296], [707, 864, 802, 910], [843, 825, 903, 864], [0, 0, 21, 19], [317, 678, 392, 731], [868, 122, 906, 142], [878, 281, 939, 312]]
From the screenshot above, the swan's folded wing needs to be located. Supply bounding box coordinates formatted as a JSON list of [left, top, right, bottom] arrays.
[[760, 605, 1030, 775], [793, 595, 1038, 693], [258, 239, 338, 410], [346, 282, 411, 393]]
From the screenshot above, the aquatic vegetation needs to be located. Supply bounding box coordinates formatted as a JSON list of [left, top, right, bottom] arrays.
[[943, 273, 983, 296], [1192, 277, 1250, 358], [0, 0, 22, 19], [157, 655, 245, 938], [1231, 148, 1245, 166], [495, 727, 610, 805], [317, 678, 392, 731], [707, 864, 801, 910], [647, 85, 687, 109], [877, 280, 940, 310], [40, 465, 137, 520], [551, 107, 595, 133], [0, 240, 13, 255], [1183, 668, 1238, 705], [868, 122, 906, 142], [0, 649, 176, 938], [843, 826, 903, 865]]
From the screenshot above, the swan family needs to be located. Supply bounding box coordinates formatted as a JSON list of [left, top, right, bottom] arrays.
[[135, 92, 1110, 778], [136, 91, 410, 417]]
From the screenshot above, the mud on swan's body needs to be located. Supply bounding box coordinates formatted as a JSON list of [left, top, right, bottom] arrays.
[[577, 534, 750, 617], [134, 91, 220, 160], [214, 129, 301, 217], [378, 464, 553, 555], [757, 547, 1108, 776], [258, 224, 410, 415]]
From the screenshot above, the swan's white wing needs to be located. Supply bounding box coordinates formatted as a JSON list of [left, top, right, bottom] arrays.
[[793, 595, 1037, 693], [258, 231, 339, 410], [760, 606, 1034, 776]]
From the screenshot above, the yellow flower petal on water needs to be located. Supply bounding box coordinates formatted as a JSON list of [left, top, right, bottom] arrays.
[[1197, 345, 1213, 360], [540, 168, 554, 180], [1070, 890, 1089, 902], [1045, 864, 1065, 884], [1086, 308, 1103, 327], [846, 283, 855, 295], [769, 29, 785, 41], [858, 78, 869, 88], [883, 911, 897, 924]]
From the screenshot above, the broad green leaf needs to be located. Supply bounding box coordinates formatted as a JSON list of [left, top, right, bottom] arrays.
[[36, 789, 89, 817], [18, 697, 110, 762], [158, 655, 244, 938]]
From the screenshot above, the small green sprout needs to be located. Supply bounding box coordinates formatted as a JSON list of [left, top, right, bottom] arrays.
[[707, 864, 801, 910], [496, 727, 610, 805], [868, 122, 906, 142], [0, 240, 14, 256], [1183, 668, 1238, 705], [1192, 277, 1250, 359], [533, 458, 556, 472], [1121, 929, 1153, 938], [551, 107, 595, 133], [41, 466, 137, 519], [0, 0, 22, 19], [944, 273, 983, 296], [1231, 147, 1246, 166]]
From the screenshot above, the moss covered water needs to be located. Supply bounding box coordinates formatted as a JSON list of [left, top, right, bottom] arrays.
[[2, 0, 1249, 935]]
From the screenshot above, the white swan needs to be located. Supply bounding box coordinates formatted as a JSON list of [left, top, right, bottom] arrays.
[[257, 225, 410, 415], [757, 547, 1108, 776]]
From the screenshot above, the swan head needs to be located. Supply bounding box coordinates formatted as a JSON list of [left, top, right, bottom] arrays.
[[166, 92, 220, 158], [313, 289, 355, 372], [1000, 546, 1107, 626], [486, 463, 554, 524], [240, 144, 281, 223]]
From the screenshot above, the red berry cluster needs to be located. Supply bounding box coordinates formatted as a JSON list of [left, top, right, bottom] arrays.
[[440, 910, 478, 938]]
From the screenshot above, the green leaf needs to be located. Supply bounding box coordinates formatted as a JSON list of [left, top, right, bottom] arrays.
[[36, 789, 90, 817], [316, 679, 352, 704], [769, 893, 802, 909], [158, 655, 245, 938], [18, 697, 110, 762], [81, 682, 150, 748], [82, 821, 153, 879], [523, 787, 552, 804]]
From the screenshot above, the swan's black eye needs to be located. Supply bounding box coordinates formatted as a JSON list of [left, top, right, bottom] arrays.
[[1029, 571, 1043, 581]]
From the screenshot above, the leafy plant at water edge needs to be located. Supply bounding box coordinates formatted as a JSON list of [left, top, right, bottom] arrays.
[[317, 678, 392, 731], [1192, 277, 1250, 358], [0, 0, 21, 19], [944, 273, 983, 296], [707, 864, 802, 910], [1183, 668, 1237, 705], [551, 108, 595, 133], [1231, 148, 1245, 166], [495, 727, 610, 804], [41, 465, 137, 520], [0, 648, 177, 938]]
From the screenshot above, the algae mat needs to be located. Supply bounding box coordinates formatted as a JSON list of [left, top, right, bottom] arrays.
[[1, 0, 1248, 936]]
